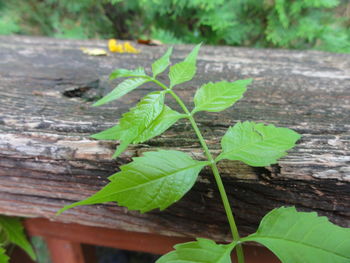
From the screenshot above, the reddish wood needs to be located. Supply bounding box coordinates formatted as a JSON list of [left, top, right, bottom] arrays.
[[24, 218, 280, 263], [25, 218, 191, 255], [46, 238, 85, 263]]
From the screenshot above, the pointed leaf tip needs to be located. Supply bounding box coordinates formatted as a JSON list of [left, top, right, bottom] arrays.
[[168, 43, 202, 88], [57, 150, 207, 213], [152, 47, 173, 77], [93, 77, 149, 106]]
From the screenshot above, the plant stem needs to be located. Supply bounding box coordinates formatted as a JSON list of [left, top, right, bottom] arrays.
[[152, 78, 245, 263]]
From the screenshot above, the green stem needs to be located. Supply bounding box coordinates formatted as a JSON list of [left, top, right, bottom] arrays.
[[151, 78, 245, 263]]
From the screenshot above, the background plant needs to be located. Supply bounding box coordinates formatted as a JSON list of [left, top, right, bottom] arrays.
[[58, 45, 350, 262], [1, 0, 349, 53], [0, 216, 36, 262]]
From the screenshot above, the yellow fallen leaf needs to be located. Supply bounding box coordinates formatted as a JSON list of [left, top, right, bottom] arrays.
[[108, 39, 124, 53], [80, 47, 107, 56], [123, 42, 140, 53]]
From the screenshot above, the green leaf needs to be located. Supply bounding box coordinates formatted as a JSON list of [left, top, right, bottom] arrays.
[[193, 79, 252, 113], [133, 106, 184, 143], [0, 248, 9, 263], [119, 91, 164, 134], [152, 47, 173, 77], [184, 43, 202, 64], [109, 67, 146, 80], [169, 44, 201, 88], [156, 238, 234, 263], [93, 77, 149, 107], [242, 207, 350, 263], [112, 137, 134, 158], [0, 216, 36, 261], [217, 121, 300, 166], [111, 91, 165, 158], [91, 125, 123, 140], [92, 92, 175, 157], [58, 150, 208, 214], [91, 106, 182, 143]]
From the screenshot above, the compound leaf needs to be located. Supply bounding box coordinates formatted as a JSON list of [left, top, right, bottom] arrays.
[[217, 121, 300, 166], [0, 248, 9, 263], [242, 207, 350, 263], [58, 150, 208, 214], [93, 77, 149, 107], [157, 238, 234, 263], [133, 106, 184, 143], [152, 47, 173, 77], [0, 216, 36, 261], [193, 79, 252, 113], [169, 44, 201, 88]]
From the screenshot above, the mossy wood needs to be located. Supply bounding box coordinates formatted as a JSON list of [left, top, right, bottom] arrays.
[[0, 36, 349, 242]]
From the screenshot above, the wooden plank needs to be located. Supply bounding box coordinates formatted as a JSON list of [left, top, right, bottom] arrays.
[[46, 238, 85, 263], [25, 218, 280, 263], [0, 35, 349, 241], [25, 218, 192, 255]]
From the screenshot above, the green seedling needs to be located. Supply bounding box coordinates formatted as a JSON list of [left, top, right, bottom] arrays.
[[58, 45, 350, 263]]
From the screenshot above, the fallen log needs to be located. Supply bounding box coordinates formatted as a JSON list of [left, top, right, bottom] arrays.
[[0, 36, 349, 242]]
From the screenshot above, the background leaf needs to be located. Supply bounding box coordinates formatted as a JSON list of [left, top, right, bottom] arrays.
[[217, 121, 300, 166], [0, 247, 9, 263], [93, 77, 149, 107], [157, 238, 234, 263], [109, 67, 146, 80], [168, 44, 201, 88], [58, 150, 208, 213], [152, 47, 173, 77], [242, 207, 350, 263], [0, 216, 36, 260], [193, 79, 252, 113]]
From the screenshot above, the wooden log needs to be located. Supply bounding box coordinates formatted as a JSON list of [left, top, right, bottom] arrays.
[[0, 36, 349, 242]]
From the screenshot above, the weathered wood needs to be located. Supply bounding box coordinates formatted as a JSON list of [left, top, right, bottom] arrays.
[[0, 36, 349, 242]]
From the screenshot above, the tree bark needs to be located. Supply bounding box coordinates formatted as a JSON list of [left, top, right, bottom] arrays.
[[0, 36, 349, 241]]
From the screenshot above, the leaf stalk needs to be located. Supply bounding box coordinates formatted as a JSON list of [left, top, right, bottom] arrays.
[[151, 78, 245, 263]]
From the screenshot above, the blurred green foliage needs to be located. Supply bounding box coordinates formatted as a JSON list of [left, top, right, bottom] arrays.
[[0, 0, 349, 53]]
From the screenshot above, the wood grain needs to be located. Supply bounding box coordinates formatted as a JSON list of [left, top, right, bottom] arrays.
[[0, 36, 349, 242]]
